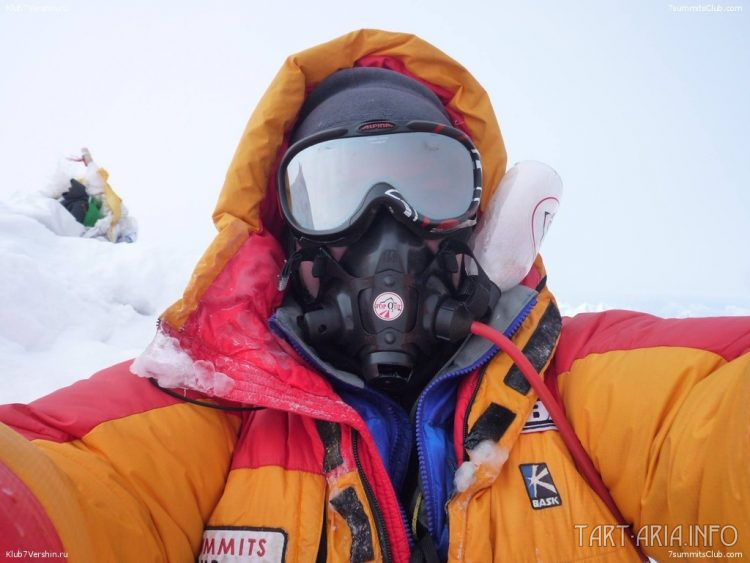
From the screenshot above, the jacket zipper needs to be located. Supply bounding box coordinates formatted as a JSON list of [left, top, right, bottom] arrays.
[[413, 297, 537, 543], [353, 430, 393, 563], [269, 316, 413, 551]]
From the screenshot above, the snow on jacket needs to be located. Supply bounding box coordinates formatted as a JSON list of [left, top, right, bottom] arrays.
[[1, 29, 749, 563]]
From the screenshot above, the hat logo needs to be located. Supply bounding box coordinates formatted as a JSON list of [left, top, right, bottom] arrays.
[[373, 292, 404, 321], [359, 121, 396, 132]]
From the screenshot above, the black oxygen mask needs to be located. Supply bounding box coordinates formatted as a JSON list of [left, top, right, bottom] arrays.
[[293, 212, 500, 394]]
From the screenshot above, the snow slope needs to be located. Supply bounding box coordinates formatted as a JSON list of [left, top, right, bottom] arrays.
[[0, 192, 204, 403]]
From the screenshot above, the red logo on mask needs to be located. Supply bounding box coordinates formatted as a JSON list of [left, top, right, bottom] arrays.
[[373, 292, 405, 321]]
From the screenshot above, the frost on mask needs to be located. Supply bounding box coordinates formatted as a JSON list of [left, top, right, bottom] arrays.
[[130, 331, 235, 395], [453, 439, 509, 493]]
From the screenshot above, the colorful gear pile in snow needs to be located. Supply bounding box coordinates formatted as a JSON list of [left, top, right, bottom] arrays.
[[1, 30, 749, 563], [58, 148, 137, 243]]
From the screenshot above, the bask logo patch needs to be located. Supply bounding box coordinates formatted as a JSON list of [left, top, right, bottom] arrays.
[[519, 463, 562, 510], [199, 527, 287, 562]]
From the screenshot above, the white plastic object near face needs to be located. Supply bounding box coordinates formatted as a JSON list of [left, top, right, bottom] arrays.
[[471, 161, 563, 291]]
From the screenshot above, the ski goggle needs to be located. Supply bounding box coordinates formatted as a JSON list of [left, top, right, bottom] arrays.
[[277, 120, 483, 243]]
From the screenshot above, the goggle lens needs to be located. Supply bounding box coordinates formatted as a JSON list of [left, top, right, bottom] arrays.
[[283, 131, 477, 233]]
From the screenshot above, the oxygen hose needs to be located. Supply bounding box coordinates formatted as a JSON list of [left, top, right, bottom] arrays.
[[469, 321, 649, 562]]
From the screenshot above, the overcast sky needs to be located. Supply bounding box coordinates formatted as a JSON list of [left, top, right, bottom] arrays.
[[1, 0, 747, 311]]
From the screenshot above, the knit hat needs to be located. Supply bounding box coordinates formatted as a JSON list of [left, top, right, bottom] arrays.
[[291, 67, 452, 144]]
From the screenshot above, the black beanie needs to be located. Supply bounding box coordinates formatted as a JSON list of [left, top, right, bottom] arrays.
[[291, 67, 452, 144]]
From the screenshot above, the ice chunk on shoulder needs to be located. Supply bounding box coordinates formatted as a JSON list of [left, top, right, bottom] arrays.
[[131, 331, 234, 395], [454, 439, 509, 493]]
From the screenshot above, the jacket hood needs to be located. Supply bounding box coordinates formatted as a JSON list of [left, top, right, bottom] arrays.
[[133, 29, 540, 412], [161, 29, 508, 331]]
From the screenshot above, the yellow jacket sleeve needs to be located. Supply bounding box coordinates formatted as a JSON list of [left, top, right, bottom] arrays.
[[0, 362, 241, 561]]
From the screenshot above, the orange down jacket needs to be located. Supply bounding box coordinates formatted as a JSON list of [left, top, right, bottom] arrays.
[[1, 29, 749, 563]]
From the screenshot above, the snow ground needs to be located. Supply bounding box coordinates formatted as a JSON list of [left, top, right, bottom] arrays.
[[0, 192, 203, 403], [1, 192, 748, 404]]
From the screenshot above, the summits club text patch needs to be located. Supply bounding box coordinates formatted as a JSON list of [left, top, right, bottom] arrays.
[[199, 527, 287, 562]]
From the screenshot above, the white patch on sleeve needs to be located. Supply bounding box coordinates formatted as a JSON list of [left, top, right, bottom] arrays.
[[199, 527, 287, 562]]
